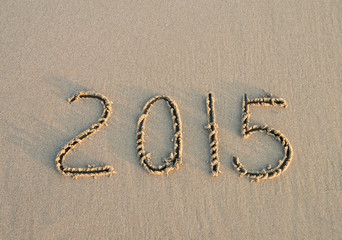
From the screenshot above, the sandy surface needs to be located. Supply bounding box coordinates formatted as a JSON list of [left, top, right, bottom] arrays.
[[1, 1, 341, 239]]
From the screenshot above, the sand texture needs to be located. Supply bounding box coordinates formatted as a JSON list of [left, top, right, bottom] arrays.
[[1, 1, 341, 239]]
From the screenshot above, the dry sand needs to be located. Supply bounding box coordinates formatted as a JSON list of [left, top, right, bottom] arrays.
[[1, 1, 341, 239]]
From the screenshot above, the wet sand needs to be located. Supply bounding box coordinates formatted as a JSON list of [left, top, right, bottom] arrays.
[[1, 1, 341, 239]]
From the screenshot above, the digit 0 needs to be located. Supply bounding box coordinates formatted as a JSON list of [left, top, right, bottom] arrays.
[[136, 96, 183, 175]]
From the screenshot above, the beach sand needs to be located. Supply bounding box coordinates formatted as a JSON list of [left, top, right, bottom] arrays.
[[1, 1, 341, 239]]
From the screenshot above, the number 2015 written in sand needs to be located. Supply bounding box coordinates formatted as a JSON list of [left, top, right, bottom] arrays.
[[56, 91, 293, 182]]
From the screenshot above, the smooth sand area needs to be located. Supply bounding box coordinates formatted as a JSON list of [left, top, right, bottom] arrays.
[[1, 1, 341, 239]]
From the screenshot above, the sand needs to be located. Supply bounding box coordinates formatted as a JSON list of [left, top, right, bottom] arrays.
[[1, 1, 341, 239]]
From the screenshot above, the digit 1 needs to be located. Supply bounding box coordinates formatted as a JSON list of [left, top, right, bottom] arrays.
[[205, 92, 221, 176]]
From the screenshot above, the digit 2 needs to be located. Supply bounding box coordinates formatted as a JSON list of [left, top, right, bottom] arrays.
[[55, 91, 115, 179]]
